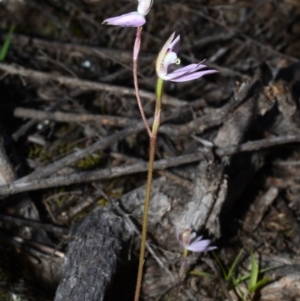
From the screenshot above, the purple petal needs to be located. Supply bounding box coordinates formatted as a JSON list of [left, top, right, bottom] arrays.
[[170, 69, 218, 82], [165, 67, 196, 80], [170, 63, 207, 74], [168, 35, 180, 54], [192, 235, 203, 243], [163, 68, 192, 80], [102, 12, 146, 27], [186, 239, 215, 253]]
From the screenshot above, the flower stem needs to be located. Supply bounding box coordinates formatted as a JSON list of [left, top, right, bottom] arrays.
[[134, 77, 164, 301], [175, 248, 188, 301], [179, 248, 188, 278], [133, 26, 151, 137]]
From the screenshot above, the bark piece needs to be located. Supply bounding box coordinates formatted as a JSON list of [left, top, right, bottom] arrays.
[[259, 256, 300, 301], [243, 186, 279, 232], [175, 159, 227, 238], [0, 137, 16, 185], [54, 206, 128, 301]]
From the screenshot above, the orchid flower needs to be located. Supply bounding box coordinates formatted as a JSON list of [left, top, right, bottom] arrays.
[[102, 0, 153, 27], [156, 32, 218, 82], [179, 228, 216, 253]]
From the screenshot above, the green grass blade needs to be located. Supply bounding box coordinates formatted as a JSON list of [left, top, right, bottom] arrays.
[[0, 25, 14, 61], [233, 265, 282, 287], [259, 265, 283, 274], [233, 272, 251, 286], [248, 251, 258, 291], [234, 278, 247, 301], [248, 277, 269, 293], [190, 270, 215, 279], [212, 251, 227, 279], [227, 249, 244, 281]]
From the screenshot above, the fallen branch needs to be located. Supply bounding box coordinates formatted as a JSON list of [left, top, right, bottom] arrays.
[[1, 134, 300, 195], [0, 214, 69, 235], [216, 134, 300, 156], [0, 152, 205, 195], [0, 63, 186, 107], [14, 108, 137, 127], [15, 99, 207, 183]]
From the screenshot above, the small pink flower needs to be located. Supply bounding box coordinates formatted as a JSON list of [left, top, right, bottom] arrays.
[[156, 32, 218, 82], [103, 0, 153, 27], [179, 229, 216, 253]]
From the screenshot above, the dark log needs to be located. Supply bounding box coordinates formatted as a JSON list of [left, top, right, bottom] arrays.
[[54, 206, 129, 301]]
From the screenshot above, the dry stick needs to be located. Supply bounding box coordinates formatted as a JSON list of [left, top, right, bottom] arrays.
[[13, 100, 65, 141], [7, 33, 240, 81], [14, 108, 138, 127], [156, 170, 193, 190], [111, 152, 193, 189], [14, 98, 206, 131], [0, 63, 187, 107], [7, 32, 223, 67], [8, 33, 149, 80], [17, 107, 189, 183], [215, 134, 300, 156], [66, 192, 102, 219], [0, 152, 205, 196], [38, 49, 78, 79], [7, 32, 234, 67], [1, 134, 300, 196], [0, 214, 68, 235], [0, 232, 64, 259], [11, 236, 65, 258], [17, 119, 147, 183], [7, 33, 136, 63], [181, 4, 298, 63], [15, 99, 206, 184], [180, 30, 236, 52]]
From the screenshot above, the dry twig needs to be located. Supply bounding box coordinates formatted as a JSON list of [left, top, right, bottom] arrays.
[[0, 63, 186, 107], [14, 108, 138, 127], [1, 134, 300, 195]]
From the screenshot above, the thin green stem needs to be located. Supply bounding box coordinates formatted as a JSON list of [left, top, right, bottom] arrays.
[[179, 248, 188, 278], [152, 77, 163, 134], [134, 77, 164, 301], [133, 27, 151, 137]]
